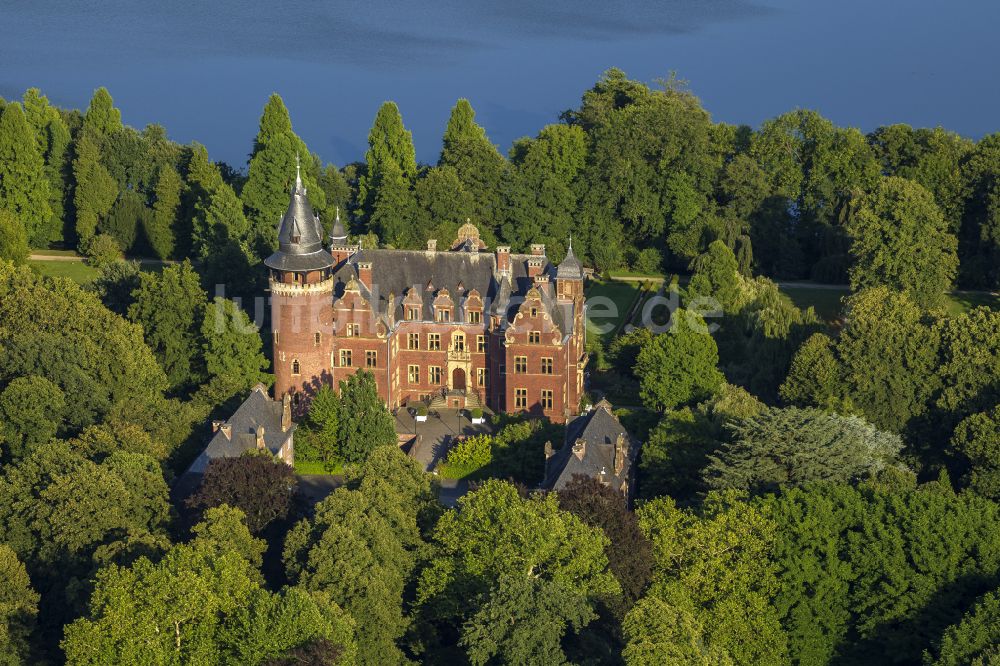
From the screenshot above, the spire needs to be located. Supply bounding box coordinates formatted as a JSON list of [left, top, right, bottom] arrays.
[[264, 162, 333, 273], [330, 205, 348, 244], [556, 235, 583, 280]]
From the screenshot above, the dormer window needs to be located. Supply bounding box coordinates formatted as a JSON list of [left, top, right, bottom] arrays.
[[468, 310, 482, 324], [530, 306, 538, 317], [406, 307, 420, 321], [436, 308, 451, 322]]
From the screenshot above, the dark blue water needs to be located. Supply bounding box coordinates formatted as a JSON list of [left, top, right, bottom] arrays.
[[2, 0, 997, 167]]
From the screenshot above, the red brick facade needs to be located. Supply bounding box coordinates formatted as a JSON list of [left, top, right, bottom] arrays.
[[269, 227, 587, 422]]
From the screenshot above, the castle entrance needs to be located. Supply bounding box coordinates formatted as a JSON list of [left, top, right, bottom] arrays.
[[452, 367, 467, 392]]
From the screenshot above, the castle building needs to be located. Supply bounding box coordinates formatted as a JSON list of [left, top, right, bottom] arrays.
[[541, 399, 638, 506], [264, 166, 588, 422]]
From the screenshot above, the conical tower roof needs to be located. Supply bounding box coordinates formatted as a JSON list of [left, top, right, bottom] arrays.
[[264, 160, 334, 272], [556, 238, 583, 280], [330, 207, 348, 244]]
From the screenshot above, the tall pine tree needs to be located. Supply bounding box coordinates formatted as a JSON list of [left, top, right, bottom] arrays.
[[146, 164, 180, 259], [81, 87, 122, 140], [357, 101, 417, 223], [369, 159, 417, 248], [72, 134, 117, 243], [439, 99, 507, 233], [0, 103, 51, 244], [241, 94, 324, 250], [22, 88, 71, 246]]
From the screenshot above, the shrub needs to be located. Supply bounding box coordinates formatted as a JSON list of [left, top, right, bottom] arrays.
[[470, 407, 483, 419], [416, 403, 428, 416], [82, 233, 122, 268], [444, 434, 493, 471]]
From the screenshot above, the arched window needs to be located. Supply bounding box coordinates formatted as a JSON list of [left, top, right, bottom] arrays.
[[291, 359, 300, 375]]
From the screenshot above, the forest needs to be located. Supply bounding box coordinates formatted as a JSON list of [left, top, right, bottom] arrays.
[[0, 69, 998, 664]]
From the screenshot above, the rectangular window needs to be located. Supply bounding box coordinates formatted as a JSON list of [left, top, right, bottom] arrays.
[[530, 307, 538, 317], [428, 333, 441, 351], [366, 350, 377, 368], [339, 350, 352, 367], [408, 365, 419, 384], [477, 335, 487, 353], [346, 323, 359, 337], [429, 366, 442, 384], [406, 307, 420, 321], [514, 356, 527, 374], [477, 367, 489, 387], [436, 309, 451, 322], [453, 334, 465, 351], [541, 357, 553, 374], [314, 332, 322, 346], [515, 388, 527, 409], [529, 331, 540, 344], [541, 389, 553, 410], [468, 310, 482, 324], [407, 333, 419, 350]]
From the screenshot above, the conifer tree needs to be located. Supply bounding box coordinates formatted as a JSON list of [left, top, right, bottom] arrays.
[[22, 88, 71, 245], [358, 101, 416, 222], [241, 94, 325, 249], [81, 87, 122, 140], [368, 159, 417, 247], [502, 124, 585, 259], [0, 103, 51, 244], [439, 99, 507, 231], [72, 134, 117, 243], [146, 164, 180, 259]]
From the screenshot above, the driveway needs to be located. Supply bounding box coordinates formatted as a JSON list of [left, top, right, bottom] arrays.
[[396, 408, 492, 473]]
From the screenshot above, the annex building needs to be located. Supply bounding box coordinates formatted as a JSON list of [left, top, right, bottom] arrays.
[[264, 166, 588, 422]]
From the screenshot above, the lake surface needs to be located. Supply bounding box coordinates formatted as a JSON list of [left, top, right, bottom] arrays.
[[2, 0, 997, 167]]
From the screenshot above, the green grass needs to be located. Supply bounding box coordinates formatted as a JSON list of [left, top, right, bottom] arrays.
[[607, 269, 666, 280], [293, 459, 343, 475], [27, 259, 100, 285], [778, 285, 849, 323], [946, 291, 1000, 316], [30, 248, 81, 258], [585, 279, 643, 341]]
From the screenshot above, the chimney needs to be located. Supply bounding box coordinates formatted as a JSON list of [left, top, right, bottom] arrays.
[[527, 256, 545, 279], [531, 243, 545, 256], [256, 425, 266, 451], [427, 239, 437, 253], [220, 423, 232, 440], [496, 246, 511, 274], [281, 394, 292, 432], [211, 419, 224, 433], [614, 433, 626, 475], [357, 262, 372, 291], [572, 438, 586, 461]]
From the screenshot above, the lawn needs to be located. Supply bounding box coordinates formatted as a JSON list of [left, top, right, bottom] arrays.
[[946, 291, 1000, 316], [778, 284, 849, 323], [778, 283, 999, 323], [27, 259, 100, 285], [585, 279, 643, 342]]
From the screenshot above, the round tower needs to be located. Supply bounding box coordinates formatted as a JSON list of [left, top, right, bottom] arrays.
[[264, 161, 335, 413]]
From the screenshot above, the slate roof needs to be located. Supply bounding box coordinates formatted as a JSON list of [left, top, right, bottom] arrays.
[[331, 248, 576, 336], [185, 384, 295, 475], [264, 166, 335, 272], [542, 399, 636, 494], [556, 242, 584, 280], [330, 208, 348, 244]]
